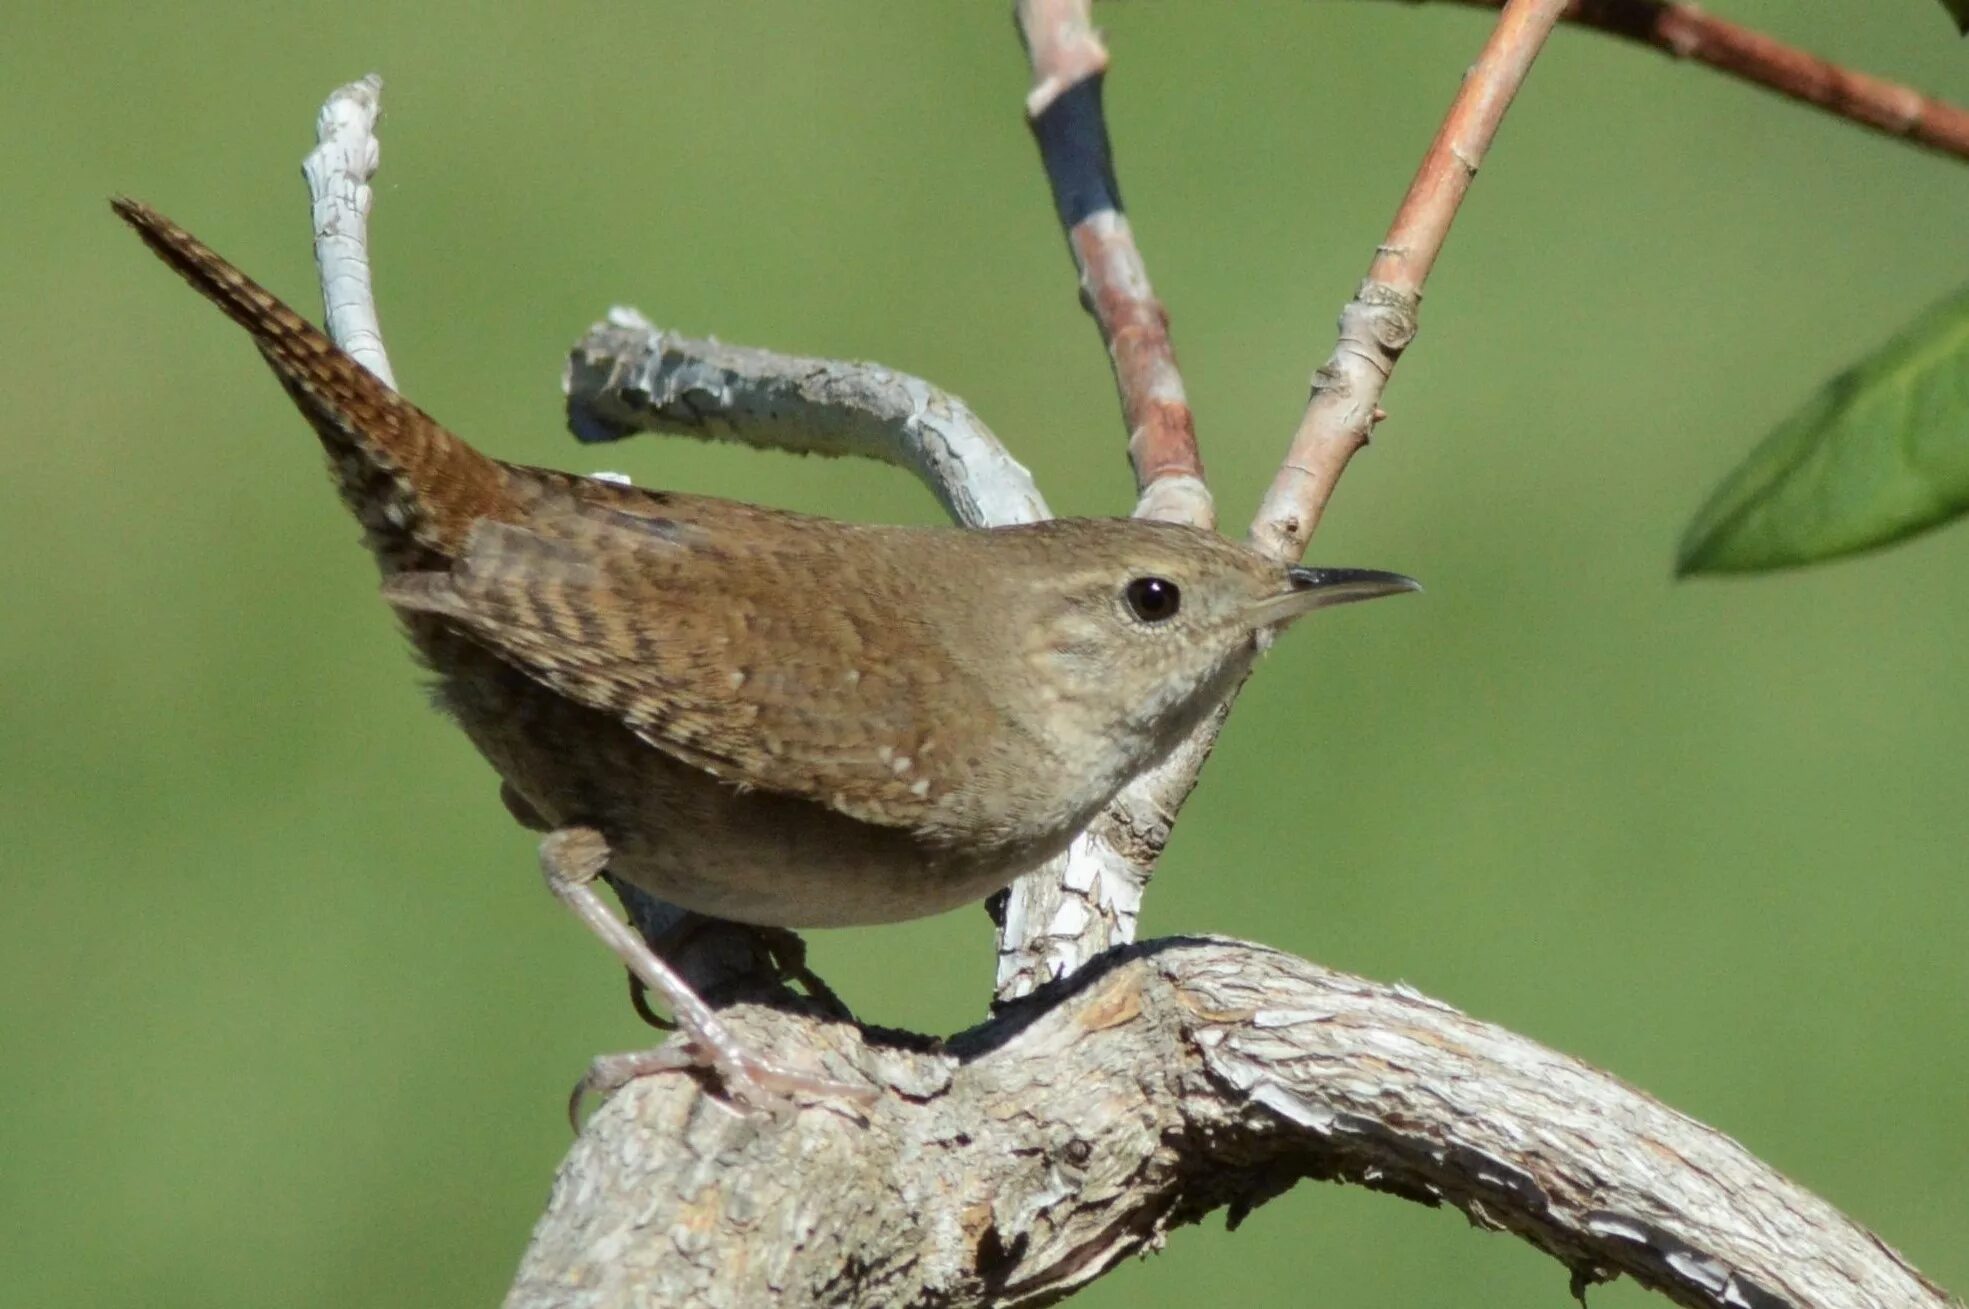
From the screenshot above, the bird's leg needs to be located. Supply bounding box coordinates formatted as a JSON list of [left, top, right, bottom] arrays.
[[506, 785, 674, 1027], [538, 827, 873, 1124]]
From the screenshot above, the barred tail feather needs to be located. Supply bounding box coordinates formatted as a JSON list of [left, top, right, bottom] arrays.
[[112, 197, 508, 565]]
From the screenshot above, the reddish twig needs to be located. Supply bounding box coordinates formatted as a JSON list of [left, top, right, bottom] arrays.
[[993, 0, 1218, 1000], [1422, 0, 1969, 164], [1016, 0, 1213, 528], [1252, 0, 1573, 559]]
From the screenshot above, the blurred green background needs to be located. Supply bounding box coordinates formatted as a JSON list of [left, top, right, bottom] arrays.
[[4, 2, 1965, 1304]]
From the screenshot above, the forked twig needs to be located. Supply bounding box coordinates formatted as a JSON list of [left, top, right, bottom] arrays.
[[996, 0, 1574, 998]]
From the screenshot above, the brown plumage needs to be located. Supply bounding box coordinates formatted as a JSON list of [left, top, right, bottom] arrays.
[[116, 197, 1416, 1104]]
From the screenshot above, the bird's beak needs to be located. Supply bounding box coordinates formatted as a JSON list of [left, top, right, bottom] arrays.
[[1251, 566, 1422, 626]]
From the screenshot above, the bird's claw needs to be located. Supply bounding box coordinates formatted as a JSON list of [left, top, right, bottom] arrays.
[[567, 1039, 876, 1131]]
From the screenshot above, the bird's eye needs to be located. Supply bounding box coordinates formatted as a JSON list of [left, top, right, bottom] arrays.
[[1123, 576, 1182, 623]]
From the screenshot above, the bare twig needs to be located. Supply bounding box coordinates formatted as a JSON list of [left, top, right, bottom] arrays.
[[1408, 0, 1969, 165], [507, 938, 1959, 1309], [301, 74, 394, 387], [1016, 0, 1212, 529], [564, 309, 1050, 530], [1252, 0, 1573, 559], [558, 0, 1570, 999], [990, 0, 1233, 1001]]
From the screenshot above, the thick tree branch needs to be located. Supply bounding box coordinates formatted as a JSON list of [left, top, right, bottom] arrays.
[[1410, 0, 1969, 165], [506, 938, 1957, 1309], [1252, 0, 1571, 558]]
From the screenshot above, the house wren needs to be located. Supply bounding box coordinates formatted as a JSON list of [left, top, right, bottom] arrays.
[[115, 198, 1418, 1111]]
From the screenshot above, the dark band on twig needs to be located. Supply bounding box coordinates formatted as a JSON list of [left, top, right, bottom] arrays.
[[1030, 73, 1124, 228]]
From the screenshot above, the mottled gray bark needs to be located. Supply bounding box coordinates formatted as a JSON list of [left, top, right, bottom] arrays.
[[505, 939, 1954, 1309], [563, 311, 1049, 533]]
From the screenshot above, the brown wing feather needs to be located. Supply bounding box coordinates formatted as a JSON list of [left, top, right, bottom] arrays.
[[382, 498, 990, 830]]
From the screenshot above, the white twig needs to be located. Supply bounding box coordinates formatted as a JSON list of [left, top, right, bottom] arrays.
[[301, 74, 393, 387], [564, 311, 1050, 529]]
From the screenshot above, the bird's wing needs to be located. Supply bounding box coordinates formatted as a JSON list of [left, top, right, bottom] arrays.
[[382, 495, 987, 831]]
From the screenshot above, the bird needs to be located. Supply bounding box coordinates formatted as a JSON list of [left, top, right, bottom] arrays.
[[113, 196, 1419, 1112]]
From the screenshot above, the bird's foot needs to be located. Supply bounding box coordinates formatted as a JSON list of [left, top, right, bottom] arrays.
[[569, 1036, 875, 1129]]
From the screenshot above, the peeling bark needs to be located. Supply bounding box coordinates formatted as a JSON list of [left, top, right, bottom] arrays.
[[506, 940, 1954, 1309]]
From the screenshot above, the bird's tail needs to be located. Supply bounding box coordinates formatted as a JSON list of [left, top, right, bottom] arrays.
[[112, 197, 509, 565]]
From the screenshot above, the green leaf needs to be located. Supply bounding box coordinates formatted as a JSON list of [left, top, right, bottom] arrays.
[[1941, 0, 1969, 35], [1677, 285, 1969, 575]]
